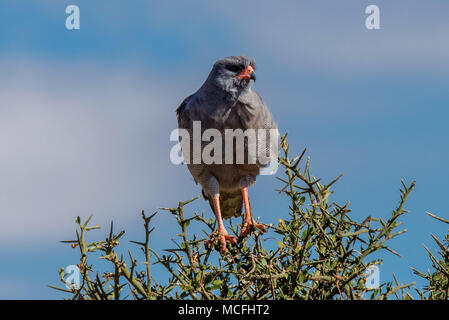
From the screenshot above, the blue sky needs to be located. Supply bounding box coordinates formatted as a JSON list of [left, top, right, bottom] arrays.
[[0, 0, 448, 299]]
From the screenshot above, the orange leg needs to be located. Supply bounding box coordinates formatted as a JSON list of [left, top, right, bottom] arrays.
[[239, 187, 266, 238], [205, 195, 236, 253]]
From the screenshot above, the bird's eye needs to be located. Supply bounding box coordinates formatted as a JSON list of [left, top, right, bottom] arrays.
[[227, 65, 242, 73]]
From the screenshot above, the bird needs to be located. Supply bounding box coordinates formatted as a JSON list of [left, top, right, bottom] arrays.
[[176, 56, 278, 253]]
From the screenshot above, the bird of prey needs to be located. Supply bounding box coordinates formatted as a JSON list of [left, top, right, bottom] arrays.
[[176, 56, 278, 253]]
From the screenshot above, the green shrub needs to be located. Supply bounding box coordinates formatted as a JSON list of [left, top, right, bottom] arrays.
[[50, 135, 448, 300]]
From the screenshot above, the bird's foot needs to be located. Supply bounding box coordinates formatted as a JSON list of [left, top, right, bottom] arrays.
[[205, 229, 237, 254], [239, 220, 266, 239]]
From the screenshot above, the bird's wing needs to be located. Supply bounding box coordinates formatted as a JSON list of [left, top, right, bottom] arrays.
[[176, 94, 194, 129], [235, 89, 279, 169], [176, 93, 208, 185], [235, 89, 277, 130]]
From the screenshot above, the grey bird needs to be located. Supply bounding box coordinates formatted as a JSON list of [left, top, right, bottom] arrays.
[[176, 56, 278, 253]]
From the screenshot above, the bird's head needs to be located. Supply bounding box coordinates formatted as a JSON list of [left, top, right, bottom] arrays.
[[205, 56, 256, 99]]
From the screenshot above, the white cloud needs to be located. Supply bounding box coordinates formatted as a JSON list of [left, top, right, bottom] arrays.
[[0, 58, 196, 246]]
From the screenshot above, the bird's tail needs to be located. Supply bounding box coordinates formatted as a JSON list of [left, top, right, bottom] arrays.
[[204, 189, 243, 220]]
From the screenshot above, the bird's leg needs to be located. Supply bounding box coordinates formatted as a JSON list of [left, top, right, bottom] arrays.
[[205, 195, 236, 253], [240, 187, 266, 238]]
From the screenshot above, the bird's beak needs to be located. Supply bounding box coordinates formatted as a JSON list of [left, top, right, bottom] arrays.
[[236, 65, 256, 81]]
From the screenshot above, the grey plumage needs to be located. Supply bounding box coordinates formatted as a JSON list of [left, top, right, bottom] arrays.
[[177, 56, 278, 219]]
